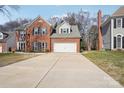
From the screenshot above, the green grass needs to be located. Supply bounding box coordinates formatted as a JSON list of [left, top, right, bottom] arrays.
[[83, 51, 124, 86], [0, 53, 37, 67]]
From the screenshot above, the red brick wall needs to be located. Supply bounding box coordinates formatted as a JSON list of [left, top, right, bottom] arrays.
[[51, 38, 80, 52], [25, 17, 52, 52], [98, 10, 103, 50]]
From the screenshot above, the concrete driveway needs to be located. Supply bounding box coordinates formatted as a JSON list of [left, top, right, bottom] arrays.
[[0, 53, 122, 88]]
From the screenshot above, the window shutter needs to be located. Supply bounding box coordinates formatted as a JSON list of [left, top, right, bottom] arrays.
[[114, 19, 116, 28], [122, 37, 124, 48], [122, 18, 124, 28], [45, 28, 47, 34], [45, 42, 47, 48], [32, 28, 34, 35], [38, 27, 40, 34], [114, 37, 116, 48]]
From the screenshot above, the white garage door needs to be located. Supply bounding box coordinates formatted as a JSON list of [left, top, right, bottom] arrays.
[[53, 43, 77, 52], [0, 46, 2, 53]]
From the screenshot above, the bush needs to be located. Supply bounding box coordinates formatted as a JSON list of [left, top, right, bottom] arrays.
[[45, 49, 49, 53]]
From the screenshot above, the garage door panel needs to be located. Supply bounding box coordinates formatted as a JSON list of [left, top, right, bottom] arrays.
[[53, 43, 76, 52]]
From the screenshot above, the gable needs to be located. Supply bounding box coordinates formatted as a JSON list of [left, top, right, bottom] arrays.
[[51, 22, 81, 38], [0, 32, 3, 39], [27, 16, 52, 29], [56, 22, 71, 34]]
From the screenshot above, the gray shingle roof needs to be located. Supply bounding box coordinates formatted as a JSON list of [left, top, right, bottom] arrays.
[[16, 23, 29, 31], [51, 25, 81, 38]]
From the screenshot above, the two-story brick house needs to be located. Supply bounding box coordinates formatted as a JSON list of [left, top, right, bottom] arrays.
[[16, 16, 81, 52], [16, 16, 52, 52]]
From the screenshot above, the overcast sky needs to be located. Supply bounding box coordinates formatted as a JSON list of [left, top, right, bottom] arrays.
[[0, 5, 121, 25]]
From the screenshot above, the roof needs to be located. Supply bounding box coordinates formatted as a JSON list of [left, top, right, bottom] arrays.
[[26, 16, 52, 28], [112, 6, 124, 17], [101, 17, 111, 27], [16, 23, 29, 31], [51, 24, 81, 38], [102, 6, 124, 26], [16, 16, 52, 31]]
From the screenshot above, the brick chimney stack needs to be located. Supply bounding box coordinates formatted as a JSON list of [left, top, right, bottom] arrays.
[[97, 10, 103, 50]]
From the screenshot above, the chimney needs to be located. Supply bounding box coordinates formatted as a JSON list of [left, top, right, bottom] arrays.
[[97, 10, 103, 50]]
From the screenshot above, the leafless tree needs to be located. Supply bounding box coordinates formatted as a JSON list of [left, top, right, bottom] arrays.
[[0, 5, 19, 18], [0, 18, 31, 31]]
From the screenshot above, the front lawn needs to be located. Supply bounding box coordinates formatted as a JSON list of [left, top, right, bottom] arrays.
[[83, 51, 124, 86], [0, 53, 38, 67]]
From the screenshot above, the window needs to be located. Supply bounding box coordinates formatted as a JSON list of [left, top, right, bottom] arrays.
[[42, 42, 44, 49], [45, 42, 47, 48], [114, 37, 116, 48], [61, 28, 70, 34], [32, 42, 38, 51], [42, 28, 47, 35], [70, 29, 72, 32], [19, 32, 25, 41], [116, 18, 121, 28], [38, 27, 42, 34], [122, 37, 124, 48], [114, 19, 116, 28], [33, 27, 39, 35], [117, 35, 121, 49], [19, 42, 25, 50], [42, 42, 47, 49], [32, 42, 42, 51]]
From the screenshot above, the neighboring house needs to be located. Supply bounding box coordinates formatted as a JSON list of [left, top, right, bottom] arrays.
[[51, 21, 81, 52], [16, 16, 81, 52], [99, 6, 124, 50], [0, 31, 16, 53]]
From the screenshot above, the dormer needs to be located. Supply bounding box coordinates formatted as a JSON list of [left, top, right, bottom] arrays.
[[0, 32, 3, 39], [57, 22, 72, 34]]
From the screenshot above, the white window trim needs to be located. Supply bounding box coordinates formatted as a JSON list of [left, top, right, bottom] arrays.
[[116, 18, 122, 28], [60, 28, 70, 34], [34, 27, 39, 35], [114, 34, 124, 49], [116, 35, 122, 49], [18, 42, 25, 50], [42, 28, 47, 35]]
